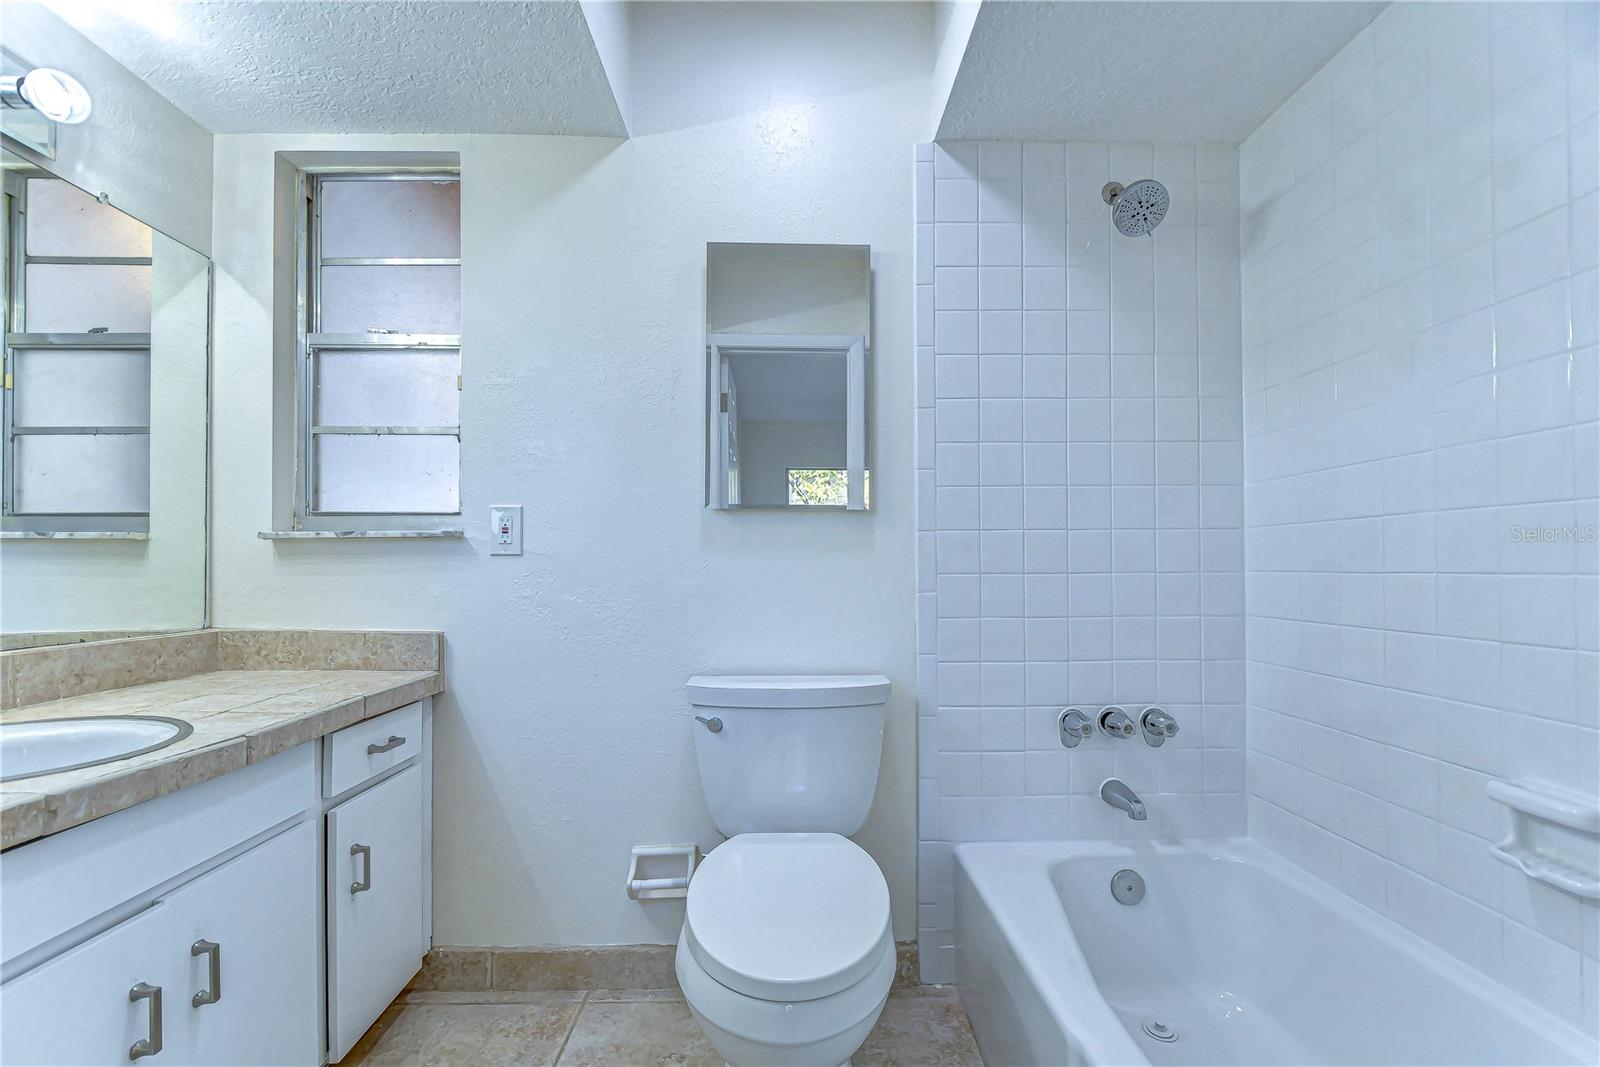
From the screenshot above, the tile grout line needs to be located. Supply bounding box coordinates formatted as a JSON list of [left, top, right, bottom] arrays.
[[549, 989, 591, 1066]]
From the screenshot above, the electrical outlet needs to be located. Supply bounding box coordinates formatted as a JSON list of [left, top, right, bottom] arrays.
[[489, 505, 522, 556]]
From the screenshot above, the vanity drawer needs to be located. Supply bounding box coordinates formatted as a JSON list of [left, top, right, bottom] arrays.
[[324, 703, 423, 798]]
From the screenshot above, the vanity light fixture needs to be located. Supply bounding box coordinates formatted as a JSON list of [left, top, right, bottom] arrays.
[[1, 68, 93, 124]]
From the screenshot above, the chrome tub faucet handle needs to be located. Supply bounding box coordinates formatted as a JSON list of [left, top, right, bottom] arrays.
[[1140, 707, 1179, 747], [1098, 706, 1135, 738]]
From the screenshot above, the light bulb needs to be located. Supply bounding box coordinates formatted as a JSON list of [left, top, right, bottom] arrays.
[[3, 68, 93, 124]]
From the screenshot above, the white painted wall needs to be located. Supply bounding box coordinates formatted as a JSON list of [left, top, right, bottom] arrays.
[[2, 3, 212, 254], [1240, 1, 1599, 1035], [209, 1, 932, 946], [930, 1, 981, 137], [913, 138, 1245, 981], [579, 0, 632, 135], [0, 231, 209, 635]]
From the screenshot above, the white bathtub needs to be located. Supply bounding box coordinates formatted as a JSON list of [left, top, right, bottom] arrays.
[[954, 838, 1597, 1067]]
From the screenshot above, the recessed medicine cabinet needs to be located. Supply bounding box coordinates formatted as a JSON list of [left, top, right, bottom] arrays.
[[704, 242, 871, 511]]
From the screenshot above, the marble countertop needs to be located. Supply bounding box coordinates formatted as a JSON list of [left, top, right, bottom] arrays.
[[1, 667, 441, 849]]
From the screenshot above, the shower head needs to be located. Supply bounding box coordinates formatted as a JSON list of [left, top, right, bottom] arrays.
[[1102, 179, 1169, 237]]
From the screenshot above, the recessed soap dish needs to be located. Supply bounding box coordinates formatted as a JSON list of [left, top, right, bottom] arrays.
[[1485, 779, 1600, 900]]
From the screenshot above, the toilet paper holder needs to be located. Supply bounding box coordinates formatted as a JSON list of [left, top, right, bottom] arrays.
[[626, 843, 700, 900]]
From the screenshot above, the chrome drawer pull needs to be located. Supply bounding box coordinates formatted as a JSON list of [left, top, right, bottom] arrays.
[[191, 939, 221, 1007], [128, 983, 162, 1061], [351, 843, 372, 895], [366, 735, 406, 755]]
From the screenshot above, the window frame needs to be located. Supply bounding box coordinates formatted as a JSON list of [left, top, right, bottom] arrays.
[[1, 170, 153, 534], [294, 168, 462, 531]]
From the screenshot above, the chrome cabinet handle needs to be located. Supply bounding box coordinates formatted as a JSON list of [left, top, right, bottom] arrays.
[[350, 843, 372, 895], [366, 735, 406, 755], [693, 716, 722, 733], [129, 983, 162, 1061], [191, 939, 221, 1007]]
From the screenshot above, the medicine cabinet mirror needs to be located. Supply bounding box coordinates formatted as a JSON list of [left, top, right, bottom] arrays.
[[0, 145, 211, 647], [705, 242, 871, 511]]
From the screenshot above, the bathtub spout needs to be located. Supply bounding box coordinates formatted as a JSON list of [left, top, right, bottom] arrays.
[[1100, 778, 1147, 820]]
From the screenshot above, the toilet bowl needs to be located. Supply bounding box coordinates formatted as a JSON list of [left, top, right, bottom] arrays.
[[675, 832, 893, 1067]]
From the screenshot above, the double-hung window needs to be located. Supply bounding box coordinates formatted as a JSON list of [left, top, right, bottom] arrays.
[[298, 171, 460, 528], [2, 172, 153, 534]]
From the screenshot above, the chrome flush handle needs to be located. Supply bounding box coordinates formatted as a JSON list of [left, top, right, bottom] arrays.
[[694, 716, 723, 734], [191, 939, 221, 1007]]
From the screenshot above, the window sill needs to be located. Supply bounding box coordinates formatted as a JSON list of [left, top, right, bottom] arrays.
[[0, 531, 150, 540], [257, 529, 465, 540]]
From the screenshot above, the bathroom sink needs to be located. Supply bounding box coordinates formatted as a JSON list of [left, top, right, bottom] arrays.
[[0, 716, 195, 783]]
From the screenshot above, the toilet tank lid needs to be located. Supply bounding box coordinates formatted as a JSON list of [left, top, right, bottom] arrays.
[[684, 674, 891, 708]]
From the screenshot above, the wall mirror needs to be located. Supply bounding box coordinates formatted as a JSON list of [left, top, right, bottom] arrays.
[[0, 145, 210, 647], [705, 242, 871, 511]]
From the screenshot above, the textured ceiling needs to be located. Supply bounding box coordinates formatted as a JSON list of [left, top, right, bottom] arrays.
[[939, 1, 1385, 143], [44, 1, 627, 135]]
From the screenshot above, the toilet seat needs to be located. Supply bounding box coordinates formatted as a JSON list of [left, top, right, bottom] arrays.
[[684, 832, 891, 1002]]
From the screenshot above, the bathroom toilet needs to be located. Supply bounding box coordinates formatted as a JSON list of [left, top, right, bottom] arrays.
[[678, 675, 894, 1067]]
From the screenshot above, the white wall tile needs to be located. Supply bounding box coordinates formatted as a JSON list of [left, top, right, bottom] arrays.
[[917, 137, 1243, 983], [1241, 5, 1599, 1033]]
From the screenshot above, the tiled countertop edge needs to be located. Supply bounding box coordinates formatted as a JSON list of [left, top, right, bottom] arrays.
[[0, 668, 443, 850], [1, 628, 445, 709]]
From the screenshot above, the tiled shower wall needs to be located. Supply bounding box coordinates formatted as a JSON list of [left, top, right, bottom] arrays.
[[913, 140, 1246, 981], [1240, 2, 1599, 1035]]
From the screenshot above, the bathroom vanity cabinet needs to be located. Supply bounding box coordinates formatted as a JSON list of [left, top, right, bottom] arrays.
[[0, 700, 433, 1066]]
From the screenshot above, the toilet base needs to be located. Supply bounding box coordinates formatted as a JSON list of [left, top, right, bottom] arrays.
[[688, 997, 881, 1067], [677, 929, 894, 1067]]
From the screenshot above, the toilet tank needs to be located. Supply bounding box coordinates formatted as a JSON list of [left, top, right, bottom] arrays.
[[685, 675, 891, 837]]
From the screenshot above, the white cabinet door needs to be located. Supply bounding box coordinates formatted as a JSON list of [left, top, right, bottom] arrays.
[[1, 900, 184, 1067], [0, 822, 321, 1067], [327, 765, 424, 1062], [172, 822, 320, 1066]]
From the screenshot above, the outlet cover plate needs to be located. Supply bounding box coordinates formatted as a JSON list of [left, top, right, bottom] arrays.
[[490, 505, 522, 556]]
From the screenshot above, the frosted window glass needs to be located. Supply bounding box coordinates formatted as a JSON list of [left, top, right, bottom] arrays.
[[315, 434, 459, 513], [24, 264, 152, 332], [318, 265, 459, 334], [320, 180, 459, 259], [315, 348, 458, 427], [13, 350, 150, 428], [14, 433, 150, 514], [25, 179, 152, 258]]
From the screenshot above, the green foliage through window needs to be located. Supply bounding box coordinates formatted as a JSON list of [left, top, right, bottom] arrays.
[[786, 468, 869, 507]]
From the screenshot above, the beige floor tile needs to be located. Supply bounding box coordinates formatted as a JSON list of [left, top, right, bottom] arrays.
[[555, 1000, 721, 1066], [343, 999, 582, 1066], [343, 987, 985, 1066], [854, 989, 984, 1067]]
